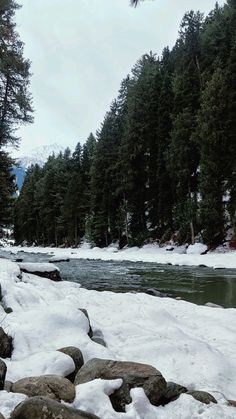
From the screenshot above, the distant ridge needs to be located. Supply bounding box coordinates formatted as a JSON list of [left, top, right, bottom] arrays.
[[13, 143, 65, 192]]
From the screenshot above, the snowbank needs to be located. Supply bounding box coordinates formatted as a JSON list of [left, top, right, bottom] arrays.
[[3, 243, 236, 269], [0, 258, 236, 417]]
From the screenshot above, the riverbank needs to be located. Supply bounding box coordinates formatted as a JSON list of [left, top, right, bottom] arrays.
[[2, 243, 236, 270], [0, 258, 235, 417]]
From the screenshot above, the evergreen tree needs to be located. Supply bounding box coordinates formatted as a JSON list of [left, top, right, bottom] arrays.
[[0, 0, 32, 225]]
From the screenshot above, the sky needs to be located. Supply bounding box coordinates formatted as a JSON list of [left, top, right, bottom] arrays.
[[14, 0, 225, 156]]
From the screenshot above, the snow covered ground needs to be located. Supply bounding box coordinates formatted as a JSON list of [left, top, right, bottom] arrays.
[[0, 258, 236, 417], [3, 242, 236, 269]]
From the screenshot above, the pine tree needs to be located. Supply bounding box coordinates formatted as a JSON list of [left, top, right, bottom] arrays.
[[198, 66, 229, 245], [0, 0, 33, 225]]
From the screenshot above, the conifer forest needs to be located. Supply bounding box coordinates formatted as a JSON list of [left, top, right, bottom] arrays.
[[1, 1, 236, 249]]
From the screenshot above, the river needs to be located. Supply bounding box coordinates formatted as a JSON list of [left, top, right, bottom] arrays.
[[2, 250, 236, 308]]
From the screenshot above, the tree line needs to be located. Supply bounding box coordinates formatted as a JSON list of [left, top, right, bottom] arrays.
[[15, 1, 236, 248]]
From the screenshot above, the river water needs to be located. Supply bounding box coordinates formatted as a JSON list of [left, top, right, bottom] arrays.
[[2, 250, 236, 308]]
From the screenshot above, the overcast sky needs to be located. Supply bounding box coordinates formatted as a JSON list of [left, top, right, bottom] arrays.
[[14, 0, 225, 156]]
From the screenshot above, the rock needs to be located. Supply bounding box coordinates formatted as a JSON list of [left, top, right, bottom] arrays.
[[75, 358, 166, 412], [11, 375, 75, 403], [0, 414, 5, 419], [146, 288, 163, 297], [187, 390, 217, 404], [49, 257, 70, 263], [15, 258, 23, 262], [159, 382, 188, 405], [0, 283, 2, 301], [79, 309, 93, 338], [91, 336, 106, 347], [18, 262, 61, 281], [0, 359, 7, 390], [228, 400, 236, 407], [198, 264, 207, 268], [91, 330, 106, 347], [58, 347, 84, 382], [0, 327, 13, 358], [4, 380, 13, 392], [10, 396, 100, 419], [4, 307, 13, 314], [146, 289, 170, 298]]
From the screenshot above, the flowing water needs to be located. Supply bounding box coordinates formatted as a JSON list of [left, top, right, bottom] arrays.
[[2, 250, 236, 308]]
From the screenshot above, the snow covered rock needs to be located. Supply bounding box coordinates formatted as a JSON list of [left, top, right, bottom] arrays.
[[74, 358, 166, 412], [58, 347, 84, 382], [18, 262, 61, 281], [11, 396, 100, 419], [11, 375, 76, 403], [0, 360, 7, 390], [187, 243, 208, 255], [0, 328, 13, 358], [0, 391, 26, 418], [49, 255, 70, 263]]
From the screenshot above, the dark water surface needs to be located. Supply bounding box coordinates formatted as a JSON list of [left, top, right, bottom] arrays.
[[2, 250, 236, 308]]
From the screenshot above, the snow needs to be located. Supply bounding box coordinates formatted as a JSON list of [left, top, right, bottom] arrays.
[[0, 258, 236, 417], [0, 391, 26, 418], [4, 243, 236, 269], [18, 262, 59, 272], [186, 243, 208, 254]]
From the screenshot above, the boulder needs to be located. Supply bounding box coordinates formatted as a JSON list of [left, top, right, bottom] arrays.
[[0, 327, 13, 358], [0, 414, 5, 419], [10, 396, 100, 419], [187, 390, 217, 404], [12, 375, 75, 403], [0, 359, 7, 390], [75, 358, 166, 412], [58, 347, 84, 382], [159, 382, 188, 405], [18, 263, 61, 281]]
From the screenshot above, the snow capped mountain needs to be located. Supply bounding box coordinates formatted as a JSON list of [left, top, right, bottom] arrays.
[[18, 143, 65, 168], [13, 143, 65, 192]]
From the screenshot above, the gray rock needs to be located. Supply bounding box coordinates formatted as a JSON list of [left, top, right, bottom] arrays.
[[91, 330, 106, 347], [21, 268, 61, 281], [4, 380, 12, 392], [12, 375, 75, 403], [75, 358, 166, 412], [0, 359, 7, 390], [0, 327, 13, 358], [58, 347, 84, 382], [159, 382, 188, 405], [10, 396, 100, 419], [91, 336, 106, 347], [228, 400, 236, 407], [187, 390, 217, 404], [4, 307, 13, 314], [79, 309, 93, 338], [0, 413, 5, 419]]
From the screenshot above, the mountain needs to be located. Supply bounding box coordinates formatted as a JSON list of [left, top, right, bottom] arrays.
[[13, 143, 65, 192], [18, 143, 65, 168]]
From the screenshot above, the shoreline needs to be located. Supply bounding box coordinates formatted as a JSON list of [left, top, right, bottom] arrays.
[[2, 244, 236, 270]]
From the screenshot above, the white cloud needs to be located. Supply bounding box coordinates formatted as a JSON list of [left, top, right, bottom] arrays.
[[14, 0, 225, 155]]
